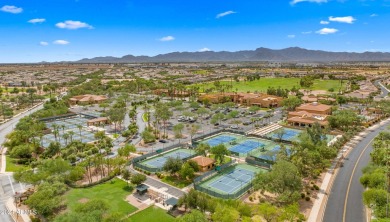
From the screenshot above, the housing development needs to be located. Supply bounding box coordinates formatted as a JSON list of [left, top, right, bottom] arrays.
[[1, 1, 390, 222]]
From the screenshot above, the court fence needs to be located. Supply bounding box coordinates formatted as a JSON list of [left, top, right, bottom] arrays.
[[191, 129, 246, 146], [193, 160, 258, 199], [194, 181, 252, 199], [245, 156, 272, 169], [131, 144, 198, 173], [131, 143, 182, 164], [193, 160, 235, 185], [38, 113, 78, 122]]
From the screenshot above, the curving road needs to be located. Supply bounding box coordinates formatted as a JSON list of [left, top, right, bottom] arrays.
[[375, 80, 389, 99], [323, 120, 390, 222], [0, 103, 45, 222]]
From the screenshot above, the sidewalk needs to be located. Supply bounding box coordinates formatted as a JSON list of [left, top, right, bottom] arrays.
[[5, 198, 31, 222], [1, 147, 7, 173]]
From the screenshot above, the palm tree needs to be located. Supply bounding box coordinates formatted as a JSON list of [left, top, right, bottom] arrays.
[[53, 129, 59, 143], [61, 124, 66, 134], [63, 133, 69, 146], [68, 131, 75, 143], [77, 124, 83, 139]]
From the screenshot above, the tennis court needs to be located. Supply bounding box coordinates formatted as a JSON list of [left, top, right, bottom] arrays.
[[139, 148, 196, 170], [198, 164, 264, 197], [257, 145, 291, 162], [267, 128, 302, 141], [229, 140, 265, 155], [41, 115, 101, 148], [204, 134, 238, 146]]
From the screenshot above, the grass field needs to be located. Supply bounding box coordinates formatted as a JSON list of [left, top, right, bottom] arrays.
[[5, 156, 29, 172], [65, 179, 137, 217], [127, 206, 175, 222], [194, 77, 344, 93]]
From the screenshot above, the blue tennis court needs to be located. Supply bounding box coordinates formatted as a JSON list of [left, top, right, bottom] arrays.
[[206, 135, 237, 146], [140, 149, 196, 169], [205, 165, 259, 194], [258, 145, 291, 161], [270, 128, 301, 141], [229, 140, 264, 154]]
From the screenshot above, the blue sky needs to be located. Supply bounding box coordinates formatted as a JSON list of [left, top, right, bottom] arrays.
[[0, 0, 389, 63]]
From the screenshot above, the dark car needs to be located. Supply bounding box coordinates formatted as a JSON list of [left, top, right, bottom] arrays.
[[159, 139, 168, 143], [214, 122, 220, 126]]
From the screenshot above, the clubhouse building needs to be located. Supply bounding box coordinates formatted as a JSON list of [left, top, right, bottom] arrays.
[[198, 93, 283, 108], [287, 102, 332, 128]]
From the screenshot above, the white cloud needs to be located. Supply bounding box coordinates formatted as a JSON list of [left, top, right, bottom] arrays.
[[28, 18, 46, 24], [302, 31, 312, 34], [329, 16, 356, 24], [287, 35, 296, 38], [39, 41, 49, 46], [56, 20, 93, 30], [316, 28, 338, 35], [320, 20, 330, 25], [216, 11, 236, 19], [53, 40, 70, 45], [199, 48, 211, 52], [290, 0, 327, 5], [370, 14, 378, 17], [159, 36, 175, 42], [1, 5, 23, 14]]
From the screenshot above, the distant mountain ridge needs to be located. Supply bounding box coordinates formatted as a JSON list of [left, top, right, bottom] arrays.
[[76, 47, 390, 63]]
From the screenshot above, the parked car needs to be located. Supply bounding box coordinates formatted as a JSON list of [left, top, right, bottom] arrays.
[[159, 139, 168, 143], [230, 125, 239, 129], [188, 117, 196, 123]]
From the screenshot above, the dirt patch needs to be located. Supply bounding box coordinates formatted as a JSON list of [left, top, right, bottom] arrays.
[[78, 198, 89, 203]]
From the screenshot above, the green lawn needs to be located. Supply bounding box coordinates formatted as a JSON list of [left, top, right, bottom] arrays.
[[193, 77, 345, 92], [65, 178, 137, 217], [127, 206, 175, 222], [161, 175, 192, 188], [5, 156, 29, 172]]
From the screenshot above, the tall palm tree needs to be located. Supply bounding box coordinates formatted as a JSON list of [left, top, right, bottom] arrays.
[[53, 129, 59, 143], [68, 131, 75, 143], [77, 124, 83, 139], [63, 133, 69, 147]]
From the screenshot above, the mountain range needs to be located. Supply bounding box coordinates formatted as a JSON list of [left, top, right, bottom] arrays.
[[76, 47, 390, 63]]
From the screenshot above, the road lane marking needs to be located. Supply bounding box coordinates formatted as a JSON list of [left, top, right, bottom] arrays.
[[343, 137, 375, 222]]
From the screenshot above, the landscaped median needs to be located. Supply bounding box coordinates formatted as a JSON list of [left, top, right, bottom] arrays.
[[5, 155, 30, 172], [142, 112, 149, 122]]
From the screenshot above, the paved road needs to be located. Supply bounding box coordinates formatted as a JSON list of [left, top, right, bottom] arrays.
[[375, 80, 389, 98], [323, 120, 390, 222], [0, 104, 44, 145], [0, 103, 46, 222]]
